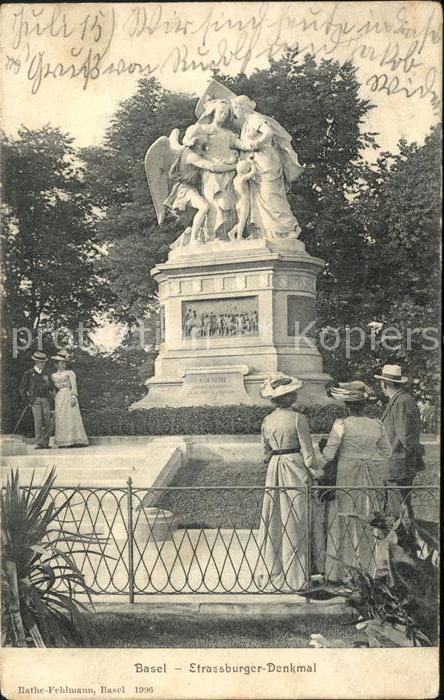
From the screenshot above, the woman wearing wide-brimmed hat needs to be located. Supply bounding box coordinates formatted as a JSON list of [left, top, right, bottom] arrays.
[[318, 381, 392, 582], [51, 350, 88, 448], [254, 372, 323, 592]]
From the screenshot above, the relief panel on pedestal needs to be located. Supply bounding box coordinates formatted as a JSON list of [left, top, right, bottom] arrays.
[[182, 296, 259, 339]]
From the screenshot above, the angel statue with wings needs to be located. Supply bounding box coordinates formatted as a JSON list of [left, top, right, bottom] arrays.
[[146, 123, 236, 247], [144, 80, 305, 248]]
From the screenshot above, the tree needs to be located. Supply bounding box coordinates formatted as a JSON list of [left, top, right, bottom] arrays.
[[67, 347, 149, 414], [1, 126, 113, 430], [81, 78, 196, 324], [2, 126, 111, 331], [308, 125, 441, 405], [348, 125, 441, 402]]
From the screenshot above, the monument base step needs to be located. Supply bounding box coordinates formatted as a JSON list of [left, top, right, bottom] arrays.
[[130, 370, 332, 409], [1, 440, 185, 488]]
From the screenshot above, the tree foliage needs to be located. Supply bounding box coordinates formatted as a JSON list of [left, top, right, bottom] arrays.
[[81, 78, 196, 322], [337, 124, 441, 400], [72, 346, 152, 414], [1, 126, 115, 431], [2, 126, 111, 331]]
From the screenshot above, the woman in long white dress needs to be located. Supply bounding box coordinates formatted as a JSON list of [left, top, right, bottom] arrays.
[[318, 382, 392, 582], [51, 350, 88, 448], [255, 373, 323, 592]]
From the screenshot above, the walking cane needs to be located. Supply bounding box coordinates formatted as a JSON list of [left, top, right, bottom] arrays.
[[12, 403, 30, 436]]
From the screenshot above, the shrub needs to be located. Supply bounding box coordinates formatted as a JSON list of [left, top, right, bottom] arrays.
[[418, 403, 439, 434], [83, 402, 383, 436], [343, 513, 439, 646], [1, 469, 96, 647]]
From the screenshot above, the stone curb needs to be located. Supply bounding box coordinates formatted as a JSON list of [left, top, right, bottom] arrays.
[[87, 595, 352, 618]]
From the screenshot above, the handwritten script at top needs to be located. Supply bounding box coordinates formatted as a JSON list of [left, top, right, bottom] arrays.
[[3, 3, 441, 112]]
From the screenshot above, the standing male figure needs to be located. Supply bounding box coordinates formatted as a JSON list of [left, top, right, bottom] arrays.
[[376, 364, 424, 515], [19, 351, 54, 449]]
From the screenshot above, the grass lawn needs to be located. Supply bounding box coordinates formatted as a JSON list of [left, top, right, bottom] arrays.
[[169, 443, 439, 489], [162, 443, 439, 527], [170, 458, 268, 489], [160, 459, 267, 528], [88, 612, 363, 648]]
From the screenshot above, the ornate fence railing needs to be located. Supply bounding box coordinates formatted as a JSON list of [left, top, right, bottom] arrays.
[[33, 483, 438, 601]]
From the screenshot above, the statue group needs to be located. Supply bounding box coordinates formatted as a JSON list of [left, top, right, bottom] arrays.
[[145, 80, 305, 249]]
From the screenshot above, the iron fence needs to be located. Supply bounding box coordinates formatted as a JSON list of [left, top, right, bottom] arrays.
[[34, 482, 439, 601]]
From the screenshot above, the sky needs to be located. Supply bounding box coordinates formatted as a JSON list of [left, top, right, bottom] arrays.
[[1, 2, 441, 347]]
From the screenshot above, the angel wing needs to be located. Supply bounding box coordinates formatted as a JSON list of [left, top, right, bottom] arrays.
[[144, 128, 183, 225], [195, 79, 237, 119]]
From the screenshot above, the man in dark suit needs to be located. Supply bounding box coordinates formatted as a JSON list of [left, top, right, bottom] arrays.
[[19, 351, 54, 449], [375, 364, 424, 515]]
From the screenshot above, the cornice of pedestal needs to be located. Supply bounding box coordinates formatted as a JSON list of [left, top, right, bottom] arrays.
[[151, 238, 325, 281]]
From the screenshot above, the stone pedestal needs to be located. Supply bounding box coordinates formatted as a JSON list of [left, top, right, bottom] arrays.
[[131, 238, 331, 408]]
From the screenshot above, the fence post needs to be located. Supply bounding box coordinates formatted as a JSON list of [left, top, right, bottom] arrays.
[[305, 484, 311, 603], [127, 476, 135, 604]]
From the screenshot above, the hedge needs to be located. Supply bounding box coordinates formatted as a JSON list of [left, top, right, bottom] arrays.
[[83, 402, 383, 437]]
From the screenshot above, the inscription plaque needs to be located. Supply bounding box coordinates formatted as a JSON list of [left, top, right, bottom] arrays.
[[179, 366, 252, 405]]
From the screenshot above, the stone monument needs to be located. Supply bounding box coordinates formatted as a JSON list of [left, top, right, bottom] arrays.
[[131, 81, 330, 409]]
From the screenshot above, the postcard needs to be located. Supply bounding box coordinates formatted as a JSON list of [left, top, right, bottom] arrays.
[[1, 2, 441, 699]]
